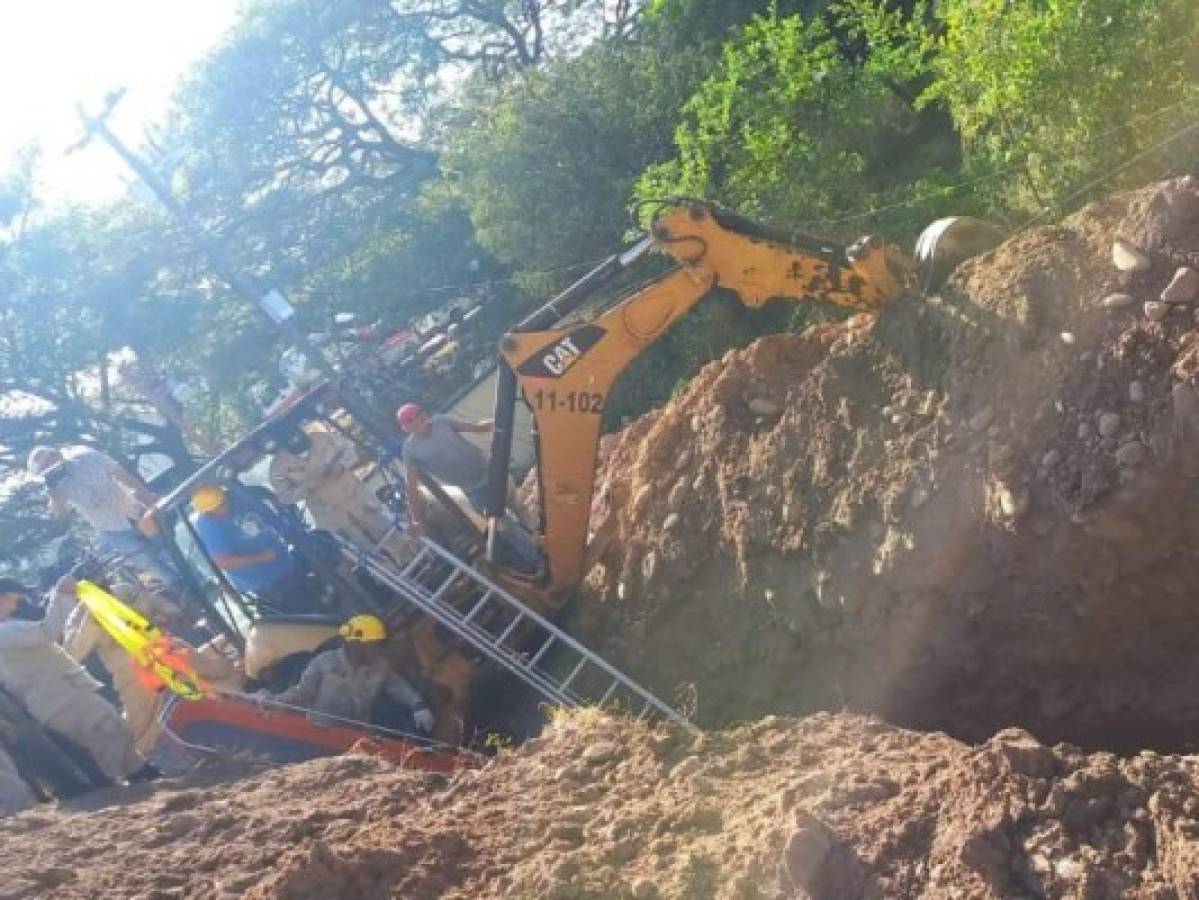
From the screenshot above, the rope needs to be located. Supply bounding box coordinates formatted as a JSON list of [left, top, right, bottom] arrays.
[[296, 254, 612, 304]]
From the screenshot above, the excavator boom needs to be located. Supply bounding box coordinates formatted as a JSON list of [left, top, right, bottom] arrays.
[[650, 203, 916, 311], [484, 201, 1000, 595]]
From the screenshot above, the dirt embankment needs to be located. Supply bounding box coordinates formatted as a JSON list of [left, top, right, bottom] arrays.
[[4, 712, 1199, 899], [578, 176, 1199, 752]]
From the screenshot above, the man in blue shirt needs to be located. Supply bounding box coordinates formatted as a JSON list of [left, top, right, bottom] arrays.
[[191, 485, 320, 613]]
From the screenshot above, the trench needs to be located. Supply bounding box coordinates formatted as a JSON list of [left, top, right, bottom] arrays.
[[590, 463, 1199, 758]]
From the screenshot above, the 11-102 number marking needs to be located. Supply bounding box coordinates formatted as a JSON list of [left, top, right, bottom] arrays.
[[526, 389, 604, 415]]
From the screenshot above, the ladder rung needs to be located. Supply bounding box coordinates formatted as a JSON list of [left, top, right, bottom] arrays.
[[495, 612, 524, 647], [560, 657, 588, 691], [428, 571, 459, 603], [398, 549, 430, 580], [528, 635, 555, 668], [597, 680, 619, 706], [462, 591, 492, 623]]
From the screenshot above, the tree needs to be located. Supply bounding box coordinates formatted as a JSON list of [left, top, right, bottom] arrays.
[[927, 0, 1199, 215], [440, 34, 713, 289], [0, 206, 198, 471], [170, 0, 438, 281], [638, 0, 819, 50], [0, 194, 209, 573], [635, 2, 966, 243]]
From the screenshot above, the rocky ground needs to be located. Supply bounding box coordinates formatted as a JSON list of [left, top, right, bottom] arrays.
[[7, 179, 1199, 898], [4, 712, 1199, 899]]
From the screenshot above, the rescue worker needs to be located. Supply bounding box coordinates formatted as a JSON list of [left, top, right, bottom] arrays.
[[265, 426, 471, 743], [0, 745, 34, 816], [398, 402, 540, 572], [0, 577, 156, 784], [62, 577, 241, 755], [26, 445, 180, 590], [190, 485, 324, 613], [268, 424, 417, 566], [264, 614, 435, 735], [396, 403, 494, 525]]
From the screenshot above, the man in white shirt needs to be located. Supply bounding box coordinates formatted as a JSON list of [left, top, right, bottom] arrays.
[[27, 445, 179, 590]]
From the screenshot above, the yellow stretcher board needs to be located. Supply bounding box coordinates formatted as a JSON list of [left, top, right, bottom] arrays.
[[75, 581, 208, 700]]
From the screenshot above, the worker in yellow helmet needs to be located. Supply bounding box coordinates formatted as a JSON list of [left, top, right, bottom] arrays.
[[261, 614, 435, 735]]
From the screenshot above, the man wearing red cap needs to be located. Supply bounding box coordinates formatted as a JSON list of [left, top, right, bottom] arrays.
[[396, 403, 495, 529]]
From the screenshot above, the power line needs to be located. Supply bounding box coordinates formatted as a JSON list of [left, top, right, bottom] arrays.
[[795, 93, 1199, 231], [1018, 115, 1199, 232], [292, 255, 613, 304]]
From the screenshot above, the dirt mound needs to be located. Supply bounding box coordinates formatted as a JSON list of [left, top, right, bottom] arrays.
[[3, 713, 1199, 899], [580, 176, 1199, 750]]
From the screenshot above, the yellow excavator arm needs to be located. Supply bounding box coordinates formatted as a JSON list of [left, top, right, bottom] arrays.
[[649, 202, 917, 311], [484, 200, 928, 595]]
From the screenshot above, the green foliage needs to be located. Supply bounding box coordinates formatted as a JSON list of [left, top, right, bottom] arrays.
[[639, 0, 817, 50], [296, 202, 504, 326], [636, 2, 955, 243], [441, 38, 710, 278], [927, 0, 1199, 213]]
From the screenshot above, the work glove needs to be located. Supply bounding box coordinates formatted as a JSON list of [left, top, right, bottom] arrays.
[[412, 704, 435, 735]]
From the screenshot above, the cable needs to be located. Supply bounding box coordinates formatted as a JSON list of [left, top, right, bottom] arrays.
[[293, 254, 613, 304], [793, 93, 1199, 231], [1017, 116, 1199, 232], [224, 689, 482, 755]]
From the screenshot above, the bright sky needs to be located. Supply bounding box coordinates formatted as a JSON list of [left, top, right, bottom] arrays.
[[0, 0, 245, 206]]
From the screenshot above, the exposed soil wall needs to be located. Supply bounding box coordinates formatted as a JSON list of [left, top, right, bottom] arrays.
[[580, 177, 1199, 752]]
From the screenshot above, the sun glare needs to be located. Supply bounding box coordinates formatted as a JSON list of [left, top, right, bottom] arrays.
[[0, 0, 242, 205]]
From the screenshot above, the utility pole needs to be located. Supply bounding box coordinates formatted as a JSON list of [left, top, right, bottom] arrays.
[[69, 91, 398, 441], [69, 90, 336, 381]]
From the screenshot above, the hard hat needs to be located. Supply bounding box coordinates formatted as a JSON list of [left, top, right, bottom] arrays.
[[339, 614, 387, 643], [191, 485, 227, 514], [396, 402, 425, 429], [27, 446, 60, 477]]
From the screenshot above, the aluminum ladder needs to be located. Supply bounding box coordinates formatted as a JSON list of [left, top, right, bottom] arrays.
[[341, 535, 696, 732]]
